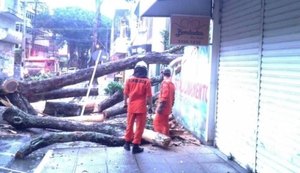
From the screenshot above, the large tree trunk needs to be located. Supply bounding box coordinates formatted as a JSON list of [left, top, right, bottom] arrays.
[[98, 90, 123, 112], [2, 107, 125, 137], [43, 101, 95, 116], [16, 131, 124, 159], [27, 88, 99, 103], [19, 51, 181, 95], [103, 104, 127, 119]]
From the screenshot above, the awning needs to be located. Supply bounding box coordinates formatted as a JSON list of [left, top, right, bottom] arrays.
[[138, 0, 212, 17]]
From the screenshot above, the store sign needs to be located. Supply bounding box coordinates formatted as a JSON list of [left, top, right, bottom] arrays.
[[128, 44, 152, 56], [170, 15, 209, 45]]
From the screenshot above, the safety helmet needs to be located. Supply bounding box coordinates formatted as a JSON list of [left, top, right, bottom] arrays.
[[163, 68, 172, 76], [135, 61, 147, 69]]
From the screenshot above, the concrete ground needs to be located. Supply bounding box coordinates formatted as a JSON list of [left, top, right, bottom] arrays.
[[30, 144, 246, 173], [0, 131, 248, 173]]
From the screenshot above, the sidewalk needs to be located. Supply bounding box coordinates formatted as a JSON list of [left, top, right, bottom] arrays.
[[33, 144, 247, 173]]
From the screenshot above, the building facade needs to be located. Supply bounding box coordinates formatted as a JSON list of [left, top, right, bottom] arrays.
[[0, 0, 22, 76], [138, 0, 300, 172]]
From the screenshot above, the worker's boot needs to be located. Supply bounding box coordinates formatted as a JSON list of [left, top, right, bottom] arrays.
[[132, 144, 144, 154], [123, 141, 131, 151]]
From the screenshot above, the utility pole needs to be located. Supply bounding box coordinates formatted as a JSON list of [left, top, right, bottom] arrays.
[[91, 0, 102, 53], [30, 0, 38, 56], [14, 0, 28, 79]]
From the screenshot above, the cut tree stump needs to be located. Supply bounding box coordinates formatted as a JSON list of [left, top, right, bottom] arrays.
[[27, 88, 99, 103], [43, 101, 95, 116], [2, 107, 125, 137], [0, 72, 18, 94], [142, 128, 171, 148], [15, 131, 124, 159]]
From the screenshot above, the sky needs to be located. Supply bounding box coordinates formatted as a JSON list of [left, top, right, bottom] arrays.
[[41, 0, 130, 18]]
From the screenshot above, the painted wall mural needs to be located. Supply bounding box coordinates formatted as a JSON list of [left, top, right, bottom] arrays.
[[172, 46, 210, 142]]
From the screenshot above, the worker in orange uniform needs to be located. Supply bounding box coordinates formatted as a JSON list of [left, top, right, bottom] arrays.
[[153, 68, 175, 136], [123, 61, 152, 154]]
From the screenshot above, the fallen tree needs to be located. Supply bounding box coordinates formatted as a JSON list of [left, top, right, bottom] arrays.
[[19, 50, 181, 95], [27, 88, 99, 103], [2, 106, 125, 137], [6, 93, 37, 115], [43, 101, 95, 116], [15, 131, 124, 159], [103, 104, 127, 119]]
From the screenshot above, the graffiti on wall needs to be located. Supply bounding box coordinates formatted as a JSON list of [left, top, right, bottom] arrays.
[[172, 46, 210, 141]]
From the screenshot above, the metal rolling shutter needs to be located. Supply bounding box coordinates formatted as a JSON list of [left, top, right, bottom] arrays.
[[256, 0, 300, 172], [215, 0, 261, 170]]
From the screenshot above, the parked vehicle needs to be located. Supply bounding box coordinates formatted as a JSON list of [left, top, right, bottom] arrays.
[[23, 57, 60, 76]]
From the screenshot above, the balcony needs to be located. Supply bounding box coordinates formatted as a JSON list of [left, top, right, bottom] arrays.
[[0, 8, 23, 22], [0, 28, 22, 44]]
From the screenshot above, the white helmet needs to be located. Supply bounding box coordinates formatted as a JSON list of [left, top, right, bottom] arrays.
[[135, 61, 147, 69]]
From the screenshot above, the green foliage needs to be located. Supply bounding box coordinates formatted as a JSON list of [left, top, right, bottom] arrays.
[[104, 81, 123, 96], [160, 30, 173, 50], [34, 6, 111, 68], [23, 72, 58, 81], [34, 6, 111, 49]]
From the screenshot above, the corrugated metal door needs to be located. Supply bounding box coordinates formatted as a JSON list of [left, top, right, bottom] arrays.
[[256, 0, 300, 172], [215, 0, 261, 170]]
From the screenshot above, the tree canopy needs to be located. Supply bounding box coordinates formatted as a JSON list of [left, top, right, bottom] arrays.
[[34, 6, 111, 68], [35, 7, 111, 47]]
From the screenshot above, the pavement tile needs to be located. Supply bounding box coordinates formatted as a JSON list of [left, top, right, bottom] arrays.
[[107, 163, 140, 173], [164, 154, 197, 164], [37, 168, 75, 173], [190, 153, 226, 163], [168, 162, 207, 173], [135, 153, 168, 164], [74, 164, 107, 173], [183, 145, 215, 154], [77, 149, 107, 165], [138, 163, 173, 173], [201, 162, 241, 173]]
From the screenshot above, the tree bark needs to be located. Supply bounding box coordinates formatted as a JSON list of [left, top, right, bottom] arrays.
[[6, 93, 37, 115], [15, 131, 124, 159], [43, 101, 95, 116], [103, 104, 127, 119], [19, 52, 180, 95], [142, 128, 171, 148], [2, 107, 125, 137], [27, 88, 99, 103], [98, 90, 123, 112]]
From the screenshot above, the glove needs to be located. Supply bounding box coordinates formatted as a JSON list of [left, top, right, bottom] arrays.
[[148, 107, 153, 114]]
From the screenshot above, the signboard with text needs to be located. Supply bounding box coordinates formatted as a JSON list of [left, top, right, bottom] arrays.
[[170, 15, 210, 45]]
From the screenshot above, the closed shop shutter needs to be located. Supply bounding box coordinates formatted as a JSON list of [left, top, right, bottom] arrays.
[[256, 0, 300, 172], [215, 0, 261, 170]]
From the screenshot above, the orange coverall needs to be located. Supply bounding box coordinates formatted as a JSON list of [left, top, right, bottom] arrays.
[[153, 80, 175, 136], [124, 77, 152, 145]]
